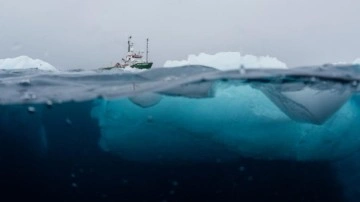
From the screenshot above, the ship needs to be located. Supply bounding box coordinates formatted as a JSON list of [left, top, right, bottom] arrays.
[[101, 36, 153, 70]]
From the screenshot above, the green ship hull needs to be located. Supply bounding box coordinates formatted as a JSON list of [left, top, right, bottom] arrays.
[[99, 62, 153, 70], [131, 62, 153, 69]]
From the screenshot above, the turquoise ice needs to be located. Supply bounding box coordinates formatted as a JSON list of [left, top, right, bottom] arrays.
[[92, 81, 360, 162]]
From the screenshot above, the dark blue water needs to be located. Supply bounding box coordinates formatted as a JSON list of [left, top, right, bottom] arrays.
[[1, 65, 360, 201], [0, 102, 342, 202]]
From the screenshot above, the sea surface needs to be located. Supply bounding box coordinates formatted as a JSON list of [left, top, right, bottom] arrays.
[[1, 65, 360, 202]]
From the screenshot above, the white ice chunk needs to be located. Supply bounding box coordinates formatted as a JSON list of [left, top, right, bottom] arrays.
[[0, 55, 57, 71], [353, 58, 360, 64], [164, 52, 287, 70]]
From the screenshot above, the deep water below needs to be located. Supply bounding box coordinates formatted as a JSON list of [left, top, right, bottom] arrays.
[[0, 101, 344, 202]]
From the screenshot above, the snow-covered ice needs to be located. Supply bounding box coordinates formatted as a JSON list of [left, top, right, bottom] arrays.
[[0, 56, 57, 71], [163, 52, 287, 70]]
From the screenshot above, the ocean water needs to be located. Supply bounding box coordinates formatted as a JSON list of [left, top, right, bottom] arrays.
[[1, 65, 360, 202]]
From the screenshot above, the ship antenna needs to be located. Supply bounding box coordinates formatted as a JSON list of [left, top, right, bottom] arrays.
[[146, 38, 149, 63]]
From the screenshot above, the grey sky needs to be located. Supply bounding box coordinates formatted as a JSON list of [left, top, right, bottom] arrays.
[[0, 0, 359, 69]]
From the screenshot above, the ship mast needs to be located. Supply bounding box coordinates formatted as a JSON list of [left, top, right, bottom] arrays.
[[128, 36, 132, 52], [146, 38, 149, 63]]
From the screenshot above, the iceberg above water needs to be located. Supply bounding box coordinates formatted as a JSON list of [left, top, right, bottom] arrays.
[[353, 58, 360, 64], [163, 52, 287, 70], [0, 55, 57, 71]]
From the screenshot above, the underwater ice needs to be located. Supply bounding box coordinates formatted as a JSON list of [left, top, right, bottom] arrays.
[[91, 83, 360, 162], [91, 52, 360, 163]]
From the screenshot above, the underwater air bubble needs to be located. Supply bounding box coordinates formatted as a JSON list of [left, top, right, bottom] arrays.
[[27, 106, 36, 113]]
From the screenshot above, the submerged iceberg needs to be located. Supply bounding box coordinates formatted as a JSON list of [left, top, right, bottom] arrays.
[[92, 83, 360, 162], [90, 52, 360, 163], [0, 56, 57, 71]]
